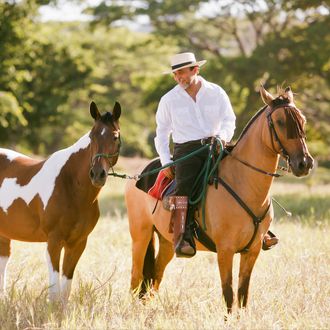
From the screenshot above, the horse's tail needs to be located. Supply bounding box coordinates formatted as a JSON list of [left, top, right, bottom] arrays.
[[141, 228, 156, 297]]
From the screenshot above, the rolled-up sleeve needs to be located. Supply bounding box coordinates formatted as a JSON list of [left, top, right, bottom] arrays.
[[154, 97, 172, 166]]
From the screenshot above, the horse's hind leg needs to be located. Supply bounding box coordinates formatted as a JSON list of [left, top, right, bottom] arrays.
[[0, 236, 10, 292], [238, 250, 260, 308], [217, 248, 235, 313], [153, 233, 174, 291], [130, 224, 154, 297], [61, 239, 87, 302]]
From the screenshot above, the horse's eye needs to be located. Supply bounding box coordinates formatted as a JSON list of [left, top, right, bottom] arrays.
[[276, 119, 284, 127]]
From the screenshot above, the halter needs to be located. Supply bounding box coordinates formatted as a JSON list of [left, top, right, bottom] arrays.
[[91, 136, 121, 166]]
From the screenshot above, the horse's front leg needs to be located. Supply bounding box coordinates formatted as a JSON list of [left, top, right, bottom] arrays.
[[61, 239, 87, 302], [0, 236, 11, 293], [217, 248, 235, 313], [46, 235, 63, 302], [238, 249, 260, 308], [153, 233, 174, 291]]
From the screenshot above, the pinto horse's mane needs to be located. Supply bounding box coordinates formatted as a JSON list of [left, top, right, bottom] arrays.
[[101, 112, 115, 124]]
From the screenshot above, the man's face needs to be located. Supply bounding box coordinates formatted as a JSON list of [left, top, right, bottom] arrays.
[[173, 66, 198, 89]]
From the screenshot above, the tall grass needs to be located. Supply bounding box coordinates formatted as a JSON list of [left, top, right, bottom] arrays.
[[1, 213, 329, 329], [0, 161, 329, 329]]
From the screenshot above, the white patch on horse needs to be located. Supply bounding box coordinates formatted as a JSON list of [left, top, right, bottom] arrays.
[[0, 148, 31, 162], [0, 133, 91, 213], [46, 250, 60, 299], [101, 128, 106, 136], [61, 275, 72, 300], [0, 256, 9, 291]]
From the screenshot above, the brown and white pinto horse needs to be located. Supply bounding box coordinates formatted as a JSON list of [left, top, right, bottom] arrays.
[[125, 86, 314, 312], [0, 101, 121, 302]]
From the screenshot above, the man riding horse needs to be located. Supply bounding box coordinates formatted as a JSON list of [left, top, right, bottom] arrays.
[[154, 52, 278, 257]]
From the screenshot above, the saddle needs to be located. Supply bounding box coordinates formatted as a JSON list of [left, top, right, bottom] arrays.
[[135, 147, 277, 254], [135, 157, 218, 252]]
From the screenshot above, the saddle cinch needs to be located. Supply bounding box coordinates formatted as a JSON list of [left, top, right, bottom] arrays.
[[135, 158, 218, 252]]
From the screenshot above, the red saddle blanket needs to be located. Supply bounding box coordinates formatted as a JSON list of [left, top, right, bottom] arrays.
[[148, 169, 173, 200]]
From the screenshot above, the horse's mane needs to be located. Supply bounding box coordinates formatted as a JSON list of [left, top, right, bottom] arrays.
[[233, 89, 304, 148], [235, 105, 268, 145], [234, 89, 294, 146], [101, 112, 114, 124]]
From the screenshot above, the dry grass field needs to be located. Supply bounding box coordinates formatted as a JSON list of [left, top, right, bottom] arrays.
[[0, 157, 329, 329]]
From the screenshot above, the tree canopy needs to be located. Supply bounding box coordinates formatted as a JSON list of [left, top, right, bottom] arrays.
[[0, 0, 329, 159]]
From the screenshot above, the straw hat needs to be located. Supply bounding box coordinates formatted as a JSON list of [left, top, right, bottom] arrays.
[[163, 52, 207, 74]]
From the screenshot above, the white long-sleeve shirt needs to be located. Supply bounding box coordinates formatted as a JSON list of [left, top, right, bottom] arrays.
[[154, 76, 236, 165]]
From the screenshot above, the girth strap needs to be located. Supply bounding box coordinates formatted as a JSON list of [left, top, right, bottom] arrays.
[[217, 177, 271, 253]]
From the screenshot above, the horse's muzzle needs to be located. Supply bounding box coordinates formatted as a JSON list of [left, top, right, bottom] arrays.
[[89, 167, 107, 187], [290, 154, 314, 177]]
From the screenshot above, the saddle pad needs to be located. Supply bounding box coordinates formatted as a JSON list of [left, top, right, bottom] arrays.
[[148, 170, 173, 200], [135, 158, 162, 193]]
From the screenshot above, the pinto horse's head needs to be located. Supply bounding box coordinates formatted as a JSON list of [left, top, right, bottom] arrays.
[[89, 101, 121, 187], [260, 85, 314, 177]]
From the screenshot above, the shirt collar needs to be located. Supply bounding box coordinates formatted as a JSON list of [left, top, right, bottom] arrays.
[[198, 76, 212, 89], [174, 75, 211, 96]]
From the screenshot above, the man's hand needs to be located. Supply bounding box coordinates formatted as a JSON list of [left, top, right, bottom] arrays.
[[163, 166, 175, 179]]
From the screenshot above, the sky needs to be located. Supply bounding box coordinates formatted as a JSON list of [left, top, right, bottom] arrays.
[[39, 0, 101, 21]]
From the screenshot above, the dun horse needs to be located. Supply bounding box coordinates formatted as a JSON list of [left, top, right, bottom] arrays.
[[125, 86, 314, 312], [0, 101, 121, 302]]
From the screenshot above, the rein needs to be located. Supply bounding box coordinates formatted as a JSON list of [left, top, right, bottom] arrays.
[[224, 150, 288, 177], [224, 103, 304, 178]]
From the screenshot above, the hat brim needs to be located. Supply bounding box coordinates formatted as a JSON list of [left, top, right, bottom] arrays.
[[162, 60, 207, 74]]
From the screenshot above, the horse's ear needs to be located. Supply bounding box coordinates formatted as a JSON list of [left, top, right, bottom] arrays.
[[284, 86, 294, 102], [112, 101, 121, 121], [90, 101, 101, 120], [260, 84, 274, 106]]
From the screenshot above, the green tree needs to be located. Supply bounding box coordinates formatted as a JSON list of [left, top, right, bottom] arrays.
[[86, 0, 330, 157], [0, 1, 91, 153]]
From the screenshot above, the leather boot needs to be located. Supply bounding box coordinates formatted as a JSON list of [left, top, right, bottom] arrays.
[[262, 230, 279, 250], [169, 196, 196, 258]]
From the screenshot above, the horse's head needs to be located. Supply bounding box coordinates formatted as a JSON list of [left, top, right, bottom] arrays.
[[260, 86, 314, 177], [89, 101, 121, 187]]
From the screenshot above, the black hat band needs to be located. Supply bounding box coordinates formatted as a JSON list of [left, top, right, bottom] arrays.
[[171, 61, 194, 70]]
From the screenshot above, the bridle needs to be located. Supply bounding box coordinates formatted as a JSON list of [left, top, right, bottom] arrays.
[[227, 102, 306, 177], [90, 128, 121, 168], [266, 103, 305, 163]]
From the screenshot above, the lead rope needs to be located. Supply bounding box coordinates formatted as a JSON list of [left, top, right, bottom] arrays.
[[108, 143, 211, 180]]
